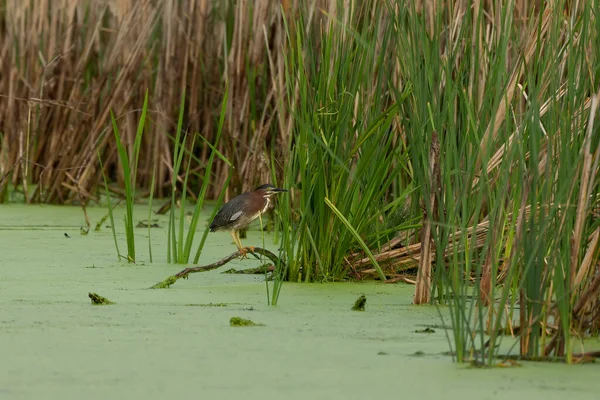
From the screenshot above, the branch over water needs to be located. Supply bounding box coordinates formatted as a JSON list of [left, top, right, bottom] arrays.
[[150, 247, 282, 289]]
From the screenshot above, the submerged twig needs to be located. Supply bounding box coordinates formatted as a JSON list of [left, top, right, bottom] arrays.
[[89, 292, 115, 305], [150, 247, 282, 289], [497, 351, 600, 363]]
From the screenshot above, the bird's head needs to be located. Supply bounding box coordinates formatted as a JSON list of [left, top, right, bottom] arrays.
[[254, 184, 288, 198]]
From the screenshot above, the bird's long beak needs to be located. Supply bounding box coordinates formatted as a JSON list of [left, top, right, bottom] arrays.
[[272, 188, 288, 193]]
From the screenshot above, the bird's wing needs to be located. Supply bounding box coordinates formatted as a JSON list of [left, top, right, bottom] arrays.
[[213, 193, 250, 222], [229, 210, 244, 221]]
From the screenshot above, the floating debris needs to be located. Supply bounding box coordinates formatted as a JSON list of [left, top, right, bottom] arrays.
[[88, 292, 115, 305], [497, 360, 522, 368], [229, 317, 264, 327], [136, 220, 160, 228], [184, 303, 228, 307], [155, 201, 171, 215], [95, 213, 110, 231], [415, 327, 436, 333], [351, 295, 367, 311]]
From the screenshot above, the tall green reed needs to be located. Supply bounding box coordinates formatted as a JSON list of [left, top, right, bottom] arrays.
[[277, 2, 415, 282], [391, 0, 600, 364], [104, 89, 149, 263], [147, 165, 156, 263], [98, 153, 120, 261], [167, 87, 230, 264]]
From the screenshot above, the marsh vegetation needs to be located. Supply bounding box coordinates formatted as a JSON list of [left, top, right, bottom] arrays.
[[1, 0, 599, 366]]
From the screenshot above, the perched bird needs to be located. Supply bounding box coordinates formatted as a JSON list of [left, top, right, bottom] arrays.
[[210, 184, 287, 254]]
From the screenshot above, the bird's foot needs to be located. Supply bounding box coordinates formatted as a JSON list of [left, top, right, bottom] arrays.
[[238, 247, 248, 259], [238, 246, 256, 259]]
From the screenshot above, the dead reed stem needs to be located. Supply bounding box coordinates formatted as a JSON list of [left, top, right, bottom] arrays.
[[414, 132, 440, 305], [0, 1, 320, 203]]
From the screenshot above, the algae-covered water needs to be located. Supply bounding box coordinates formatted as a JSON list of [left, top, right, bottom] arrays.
[[1, 204, 599, 399]]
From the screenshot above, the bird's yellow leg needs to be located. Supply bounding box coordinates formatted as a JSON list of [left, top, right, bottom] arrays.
[[231, 230, 251, 258], [230, 230, 243, 252], [240, 230, 255, 253]]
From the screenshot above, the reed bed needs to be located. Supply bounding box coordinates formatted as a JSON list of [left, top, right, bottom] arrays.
[[384, 0, 600, 364], [1, 0, 599, 363], [0, 0, 297, 203]]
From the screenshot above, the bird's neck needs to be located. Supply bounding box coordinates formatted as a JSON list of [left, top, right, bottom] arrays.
[[262, 196, 272, 214]]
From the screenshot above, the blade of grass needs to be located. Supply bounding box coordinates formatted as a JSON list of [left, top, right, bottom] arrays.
[[182, 83, 230, 262], [98, 151, 120, 261], [325, 197, 386, 281]]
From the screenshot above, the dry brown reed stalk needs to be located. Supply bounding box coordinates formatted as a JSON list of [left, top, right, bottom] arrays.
[[414, 132, 441, 304], [570, 93, 600, 291], [0, 0, 560, 205], [475, 6, 553, 183], [479, 198, 507, 306], [1, 1, 329, 204]]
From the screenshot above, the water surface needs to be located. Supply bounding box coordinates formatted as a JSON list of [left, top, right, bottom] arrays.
[[1, 205, 598, 399]]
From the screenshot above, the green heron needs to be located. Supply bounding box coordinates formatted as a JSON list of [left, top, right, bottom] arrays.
[[210, 184, 287, 254]]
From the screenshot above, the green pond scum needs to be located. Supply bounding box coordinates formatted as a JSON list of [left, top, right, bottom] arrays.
[[1, 205, 599, 399], [229, 317, 264, 327]]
